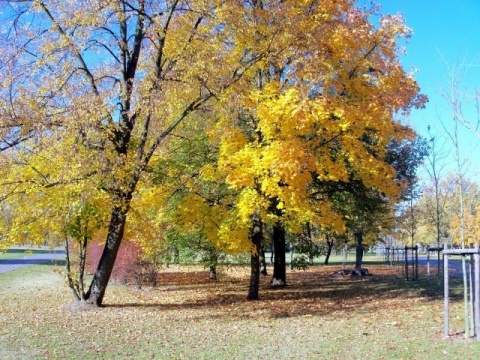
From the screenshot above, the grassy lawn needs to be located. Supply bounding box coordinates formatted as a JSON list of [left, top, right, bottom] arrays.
[[1, 262, 480, 359]]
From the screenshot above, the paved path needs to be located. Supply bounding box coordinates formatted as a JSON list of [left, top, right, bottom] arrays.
[[0, 251, 65, 274], [415, 255, 476, 278]]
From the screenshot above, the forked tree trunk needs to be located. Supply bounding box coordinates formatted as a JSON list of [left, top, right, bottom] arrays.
[[354, 231, 364, 269], [247, 214, 263, 300], [86, 206, 128, 306], [271, 223, 286, 287], [324, 238, 334, 265]]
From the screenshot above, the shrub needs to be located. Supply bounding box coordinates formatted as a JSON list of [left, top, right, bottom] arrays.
[[87, 240, 145, 285]]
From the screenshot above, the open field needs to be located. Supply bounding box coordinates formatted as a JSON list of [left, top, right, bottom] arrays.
[[1, 262, 480, 359]]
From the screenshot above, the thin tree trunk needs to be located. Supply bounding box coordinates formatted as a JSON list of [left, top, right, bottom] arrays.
[[86, 205, 127, 306], [209, 249, 218, 280], [78, 233, 88, 301], [209, 264, 217, 280], [260, 246, 268, 276], [306, 223, 314, 265], [247, 213, 263, 300], [342, 243, 348, 268], [450, 107, 469, 337], [290, 243, 294, 270], [354, 231, 364, 269], [173, 246, 180, 264], [247, 242, 261, 300], [270, 243, 274, 264], [65, 237, 81, 301], [324, 238, 334, 265], [271, 222, 286, 287]]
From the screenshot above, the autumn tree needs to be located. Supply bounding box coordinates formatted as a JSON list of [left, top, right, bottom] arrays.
[[449, 179, 480, 245], [0, 138, 110, 299], [415, 176, 453, 246], [415, 175, 480, 246], [216, 2, 426, 288], [144, 1, 428, 296], [0, 0, 278, 306], [151, 115, 251, 280]]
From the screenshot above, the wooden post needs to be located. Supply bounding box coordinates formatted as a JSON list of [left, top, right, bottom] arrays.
[[470, 254, 475, 335], [444, 244, 449, 338], [475, 244, 480, 340]]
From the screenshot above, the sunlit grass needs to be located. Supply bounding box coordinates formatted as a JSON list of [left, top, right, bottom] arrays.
[[1, 263, 479, 359]]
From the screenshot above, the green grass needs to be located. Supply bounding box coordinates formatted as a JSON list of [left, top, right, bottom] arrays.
[[0, 248, 52, 260], [1, 262, 480, 359]]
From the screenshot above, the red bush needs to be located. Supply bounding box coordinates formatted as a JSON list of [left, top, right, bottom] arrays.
[[87, 239, 143, 284]]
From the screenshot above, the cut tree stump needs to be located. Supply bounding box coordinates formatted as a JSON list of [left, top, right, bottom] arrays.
[[332, 268, 371, 277]]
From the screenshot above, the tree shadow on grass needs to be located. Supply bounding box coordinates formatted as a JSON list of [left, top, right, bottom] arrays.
[[102, 265, 439, 320]]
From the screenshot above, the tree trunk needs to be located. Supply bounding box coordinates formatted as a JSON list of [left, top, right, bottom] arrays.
[[209, 264, 217, 280], [247, 213, 263, 300], [260, 247, 268, 276], [271, 223, 286, 287], [354, 231, 364, 269], [306, 223, 314, 265], [270, 243, 274, 264], [324, 238, 334, 265], [86, 206, 127, 306], [65, 237, 81, 301], [209, 250, 218, 280], [173, 246, 180, 264], [78, 233, 88, 301], [247, 241, 261, 300]]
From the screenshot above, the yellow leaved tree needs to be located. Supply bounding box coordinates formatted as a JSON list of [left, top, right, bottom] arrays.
[[0, 0, 284, 306], [213, 1, 426, 290]]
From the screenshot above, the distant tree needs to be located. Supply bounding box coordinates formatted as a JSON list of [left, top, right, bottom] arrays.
[[423, 129, 450, 249], [390, 136, 429, 247], [415, 175, 453, 246]]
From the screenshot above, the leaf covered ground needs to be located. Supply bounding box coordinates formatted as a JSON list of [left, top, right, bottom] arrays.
[[1, 263, 480, 359]]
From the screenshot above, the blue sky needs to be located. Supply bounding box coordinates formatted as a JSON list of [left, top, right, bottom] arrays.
[[376, 0, 480, 181]]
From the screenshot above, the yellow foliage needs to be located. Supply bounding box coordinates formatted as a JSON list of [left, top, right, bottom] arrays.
[[214, 0, 424, 237]]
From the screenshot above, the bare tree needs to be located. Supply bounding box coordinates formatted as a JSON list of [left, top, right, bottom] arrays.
[[441, 60, 476, 338], [424, 128, 450, 250]]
